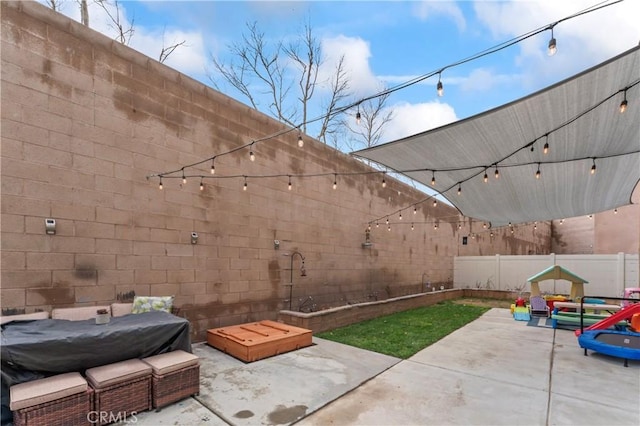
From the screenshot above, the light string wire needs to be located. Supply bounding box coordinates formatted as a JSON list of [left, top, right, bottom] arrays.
[[146, 0, 622, 181]]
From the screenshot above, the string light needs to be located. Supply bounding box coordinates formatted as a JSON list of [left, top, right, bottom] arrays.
[[436, 72, 444, 97], [387, 225, 391, 232], [386, 218, 389, 225], [457, 184, 461, 195], [559, 219, 564, 224], [619, 90, 628, 113], [614, 208, 618, 214], [536, 163, 541, 179], [376, 222, 379, 228], [297, 132, 304, 148], [494, 166, 500, 179], [413, 206, 417, 215], [333, 174, 337, 190], [434, 223, 438, 230], [356, 105, 361, 125], [181, 170, 186, 185], [243, 176, 248, 191], [411, 223, 414, 231], [158, 177, 163, 190], [433, 198, 437, 207], [483, 169, 488, 183], [431, 171, 436, 186], [249, 142, 255, 162], [590, 158, 596, 175], [288, 175, 292, 191], [382, 172, 386, 188], [210, 157, 216, 175], [199, 178, 204, 191], [399, 211, 403, 220], [543, 134, 549, 154], [547, 26, 557, 56]]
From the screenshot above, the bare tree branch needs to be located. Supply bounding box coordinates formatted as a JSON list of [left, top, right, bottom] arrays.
[[158, 27, 187, 63], [344, 92, 394, 151], [316, 56, 350, 143], [95, 0, 134, 45]]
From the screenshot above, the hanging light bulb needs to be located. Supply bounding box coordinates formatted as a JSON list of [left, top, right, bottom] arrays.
[[588, 214, 593, 219], [457, 184, 461, 195], [614, 208, 618, 214], [182, 170, 186, 185], [411, 223, 414, 231], [483, 223, 487, 229], [210, 157, 216, 175], [434, 223, 438, 230], [376, 222, 379, 228], [387, 225, 391, 232], [288, 175, 292, 191], [543, 134, 549, 154], [297, 132, 304, 148], [382, 173, 386, 188], [431, 171, 436, 186], [413, 206, 417, 215], [158, 177, 163, 190], [356, 105, 361, 125], [433, 198, 437, 207], [494, 166, 499, 179], [385, 218, 389, 225], [590, 158, 596, 175], [536, 163, 541, 179], [243, 176, 248, 191], [458, 223, 462, 230], [559, 219, 564, 225], [199, 178, 204, 191], [333, 174, 337, 190], [619, 90, 628, 113], [436, 72, 443, 97], [483, 169, 488, 183], [547, 26, 557, 56], [249, 149, 255, 162], [399, 211, 403, 220]]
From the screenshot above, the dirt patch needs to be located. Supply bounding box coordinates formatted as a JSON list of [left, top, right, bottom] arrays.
[[452, 298, 513, 309]]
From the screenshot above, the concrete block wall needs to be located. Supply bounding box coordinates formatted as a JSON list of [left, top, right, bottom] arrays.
[[0, 1, 550, 341]]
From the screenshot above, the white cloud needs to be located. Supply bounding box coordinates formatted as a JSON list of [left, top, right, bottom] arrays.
[[130, 29, 207, 76], [319, 35, 381, 96], [380, 101, 458, 143], [457, 68, 523, 93], [412, 1, 466, 32], [37, 1, 208, 78], [473, 0, 640, 85]]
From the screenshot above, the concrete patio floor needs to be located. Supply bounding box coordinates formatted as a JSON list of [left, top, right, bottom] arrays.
[[127, 308, 640, 426]]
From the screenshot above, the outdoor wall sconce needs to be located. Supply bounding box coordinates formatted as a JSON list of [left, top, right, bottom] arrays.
[[362, 228, 372, 248], [274, 239, 280, 250], [191, 232, 198, 244], [45, 218, 56, 235]]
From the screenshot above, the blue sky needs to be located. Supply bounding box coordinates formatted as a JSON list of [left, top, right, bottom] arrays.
[[43, 0, 639, 151]]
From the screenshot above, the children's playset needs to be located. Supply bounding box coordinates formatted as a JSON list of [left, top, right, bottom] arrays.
[[510, 265, 639, 367]]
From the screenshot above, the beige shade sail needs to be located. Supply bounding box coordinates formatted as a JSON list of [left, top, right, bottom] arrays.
[[353, 46, 640, 227]]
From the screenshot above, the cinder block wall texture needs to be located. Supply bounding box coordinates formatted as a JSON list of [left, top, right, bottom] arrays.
[[0, 1, 550, 341]]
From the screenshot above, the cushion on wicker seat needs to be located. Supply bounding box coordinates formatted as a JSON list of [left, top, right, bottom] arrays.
[[85, 359, 151, 388], [0, 311, 49, 325], [110, 303, 133, 317], [52, 306, 111, 321], [142, 350, 199, 375], [10, 372, 87, 411]]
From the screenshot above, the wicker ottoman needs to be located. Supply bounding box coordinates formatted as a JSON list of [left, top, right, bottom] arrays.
[[10, 372, 93, 426], [85, 359, 152, 425], [141, 350, 200, 410]]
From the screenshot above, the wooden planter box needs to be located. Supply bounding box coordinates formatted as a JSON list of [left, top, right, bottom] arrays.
[[206, 320, 312, 362]]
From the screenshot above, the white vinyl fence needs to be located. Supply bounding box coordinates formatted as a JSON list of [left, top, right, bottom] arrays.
[[454, 253, 639, 298]]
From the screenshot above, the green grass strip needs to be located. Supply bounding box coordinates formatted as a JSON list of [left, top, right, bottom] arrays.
[[317, 301, 489, 359]]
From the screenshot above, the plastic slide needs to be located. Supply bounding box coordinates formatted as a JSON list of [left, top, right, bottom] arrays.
[[574, 303, 640, 336]]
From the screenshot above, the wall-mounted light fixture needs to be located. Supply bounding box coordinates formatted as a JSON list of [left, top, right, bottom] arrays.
[[45, 218, 56, 235], [191, 232, 198, 244], [274, 239, 280, 250]]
